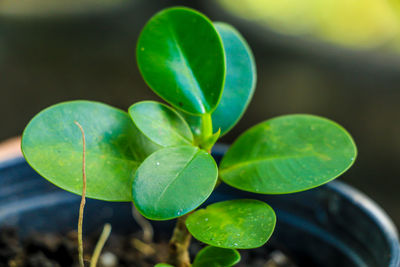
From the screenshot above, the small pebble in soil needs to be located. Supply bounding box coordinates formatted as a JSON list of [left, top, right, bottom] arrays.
[[99, 251, 117, 267], [264, 250, 297, 267]]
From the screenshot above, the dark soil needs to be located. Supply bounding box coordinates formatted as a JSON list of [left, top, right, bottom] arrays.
[[0, 227, 297, 267]]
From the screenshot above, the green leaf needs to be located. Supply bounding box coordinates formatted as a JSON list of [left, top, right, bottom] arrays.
[[154, 264, 174, 267], [186, 199, 276, 249], [132, 146, 218, 220], [180, 113, 202, 141], [220, 114, 357, 194], [129, 101, 193, 148], [136, 7, 225, 115], [192, 246, 241, 267], [211, 22, 256, 135], [130, 124, 162, 162], [181, 22, 256, 136], [21, 100, 140, 201]]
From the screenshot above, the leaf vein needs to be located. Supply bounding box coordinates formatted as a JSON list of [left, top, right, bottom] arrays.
[[166, 19, 208, 113], [155, 148, 199, 209], [220, 154, 316, 175]]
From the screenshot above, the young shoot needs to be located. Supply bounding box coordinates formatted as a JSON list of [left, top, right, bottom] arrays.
[[21, 6, 357, 267]]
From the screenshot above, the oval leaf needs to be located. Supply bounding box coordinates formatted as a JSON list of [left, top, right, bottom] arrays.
[[155, 264, 174, 267], [211, 22, 256, 135], [186, 199, 276, 249], [181, 22, 256, 136], [137, 7, 225, 115], [220, 114, 357, 194], [129, 101, 193, 147], [192, 246, 241, 267], [132, 146, 218, 220], [130, 124, 162, 162], [21, 101, 140, 201]]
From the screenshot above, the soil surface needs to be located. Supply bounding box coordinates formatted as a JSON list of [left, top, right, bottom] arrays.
[[0, 227, 297, 267]]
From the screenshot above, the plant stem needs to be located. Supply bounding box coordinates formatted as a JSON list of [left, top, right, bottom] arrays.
[[167, 214, 192, 267], [90, 223, 112, 267], [74, 121, 87, 267], [200, 113, 212, 139]]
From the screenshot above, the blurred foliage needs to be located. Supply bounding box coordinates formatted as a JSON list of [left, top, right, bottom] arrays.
[[218, 0, 400, 50]]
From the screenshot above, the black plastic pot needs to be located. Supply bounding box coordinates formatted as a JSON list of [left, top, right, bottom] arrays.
[[0, 144, 399, 266]]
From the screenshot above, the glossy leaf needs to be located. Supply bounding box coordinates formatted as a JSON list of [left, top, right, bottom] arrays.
[[136, 7, 225, 115], [154, 264, 174, 267], [186, 199, 276, 249], [132, 146, 218, 220], [182, 22, 256, 136], [180, 113, 202, 141], [220, 114, 357, 194], [192, 246, 241, 267], [21, 101, 140, 201], [129, 101, 193, 148], [211, 22, 256, 135], [130, 124, 162, 162]]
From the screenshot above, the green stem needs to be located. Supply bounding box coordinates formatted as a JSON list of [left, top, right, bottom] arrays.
[[198, 113, 213, 151], [200, 113, 212, 140]]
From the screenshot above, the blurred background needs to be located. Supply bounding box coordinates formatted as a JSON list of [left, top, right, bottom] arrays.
[[0, 0, 399, 226]]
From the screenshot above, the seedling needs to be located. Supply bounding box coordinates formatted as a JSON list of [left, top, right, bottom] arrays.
[[21, 6, 357, 267]]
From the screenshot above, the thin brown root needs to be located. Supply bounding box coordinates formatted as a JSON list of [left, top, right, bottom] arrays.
[[90, 223, 112, 267], [74, 121, 87, 267], [131, 204, 154, 243]]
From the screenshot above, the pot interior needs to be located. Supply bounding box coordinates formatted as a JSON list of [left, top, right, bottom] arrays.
[[0, 153, 399, 267]]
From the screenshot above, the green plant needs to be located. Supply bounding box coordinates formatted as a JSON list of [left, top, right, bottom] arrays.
[[21, 6, 357, 267]]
